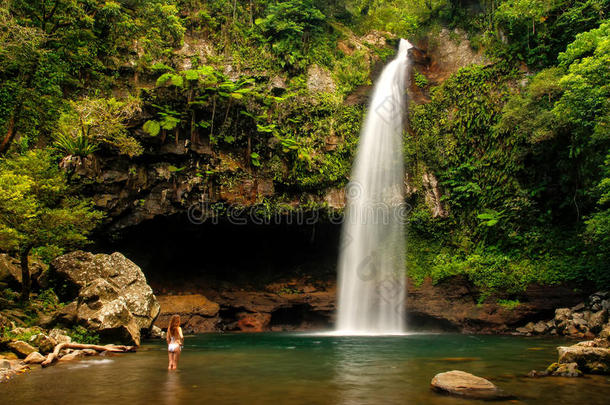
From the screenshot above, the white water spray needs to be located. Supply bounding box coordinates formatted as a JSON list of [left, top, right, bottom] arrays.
[[335, 39, 412, 335]]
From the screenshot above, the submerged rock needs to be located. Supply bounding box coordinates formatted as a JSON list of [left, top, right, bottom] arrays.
[[50, 251, 160, 345], [546, 362, 582, 377], [430, 370, 511, 400]]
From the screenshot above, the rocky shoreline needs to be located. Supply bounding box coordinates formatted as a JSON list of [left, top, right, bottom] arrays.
[[3, 248, 610, 386], [1, 251, 159, 382], [513, 292, 610, 339], [148, 278, 589, 335]]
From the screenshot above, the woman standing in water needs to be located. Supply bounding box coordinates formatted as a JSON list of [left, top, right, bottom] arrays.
[[167, 315, 184, 370]]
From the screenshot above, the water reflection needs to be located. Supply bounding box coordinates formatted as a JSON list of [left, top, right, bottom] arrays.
[[333, 338, 408, 405], [163, 370, 184, 405]]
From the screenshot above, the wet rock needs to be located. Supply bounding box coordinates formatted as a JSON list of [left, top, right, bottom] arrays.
[[558, 341, 610, 374], [421, 171, 448, 218], [546, 362, 582, 377], [0, 352, 18, 360], [50, 251, 160, 344], [23, 352, 45, 364], [0, 358, 27, 380], [60, 350, 85, 362], [523, 322, 535, 333], [29, 334, 56, 354], [8, 341, 37, 358], [430, 370, 511, 400]]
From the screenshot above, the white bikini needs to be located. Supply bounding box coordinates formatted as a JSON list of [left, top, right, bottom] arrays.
[[168, 336, 180, 353]]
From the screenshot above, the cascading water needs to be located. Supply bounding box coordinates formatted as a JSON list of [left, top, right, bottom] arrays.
[[335, 39, 412, 335]]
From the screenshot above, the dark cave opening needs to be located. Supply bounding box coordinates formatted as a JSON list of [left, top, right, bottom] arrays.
[[96, 213, 341, 293], [269, 304, 332, 330]]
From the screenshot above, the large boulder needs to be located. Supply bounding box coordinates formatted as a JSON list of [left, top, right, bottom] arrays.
[[430, 370, 511, 400], [76, 279, 141, 345], [50, 251, 160, 345], [558, 339, 610, 374]]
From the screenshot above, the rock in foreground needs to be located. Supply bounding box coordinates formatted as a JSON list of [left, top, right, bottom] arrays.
[[431, 370, 511, 400], [557, 339, 610, 374]]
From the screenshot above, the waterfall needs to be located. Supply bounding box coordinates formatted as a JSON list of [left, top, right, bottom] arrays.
[[335, 39, 412, 335]]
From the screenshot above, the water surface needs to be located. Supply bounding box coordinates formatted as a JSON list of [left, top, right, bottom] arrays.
[[4, 333, 610, 404]]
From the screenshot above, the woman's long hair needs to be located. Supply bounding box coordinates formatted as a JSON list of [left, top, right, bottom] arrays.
[[167, 314, 181, 342]]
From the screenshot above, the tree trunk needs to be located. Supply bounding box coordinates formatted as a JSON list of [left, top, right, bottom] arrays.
[[42, 342, 136, 367], [0, 114, 16, 155], [19, 247, 31, 302]]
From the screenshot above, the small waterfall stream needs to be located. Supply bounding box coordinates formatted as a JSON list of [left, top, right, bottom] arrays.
[[336, 39, 412, 335]]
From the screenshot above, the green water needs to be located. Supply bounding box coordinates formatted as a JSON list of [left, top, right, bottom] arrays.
[[4, 333, 610, 404]]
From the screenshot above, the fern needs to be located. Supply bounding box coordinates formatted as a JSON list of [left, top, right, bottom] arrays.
[[53, 132, 98, 156]]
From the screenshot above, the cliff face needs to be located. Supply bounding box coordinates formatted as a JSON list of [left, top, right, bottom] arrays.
[[74, 29, 484, 233], [148, 276, 584, 334], [73, 28, 584, 334]]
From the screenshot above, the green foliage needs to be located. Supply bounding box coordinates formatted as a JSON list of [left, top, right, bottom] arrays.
[[255, 0, 327, 70], [491, 0, 609, 68], [413, 71, 429, 88], [3, 325, 41, 342], [333, 50, 371, 94], [67, 325, 100, 345], [56, 97, 143, 157], [497, 299, 521, 309], [143, 120, 161, 137], [53, 132, 98, 157], [0, 148, 103, 259]]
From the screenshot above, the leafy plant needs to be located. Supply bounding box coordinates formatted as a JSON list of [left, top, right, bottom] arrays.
[[67, 325, 100, 345], [53, 132, 98, 157]]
